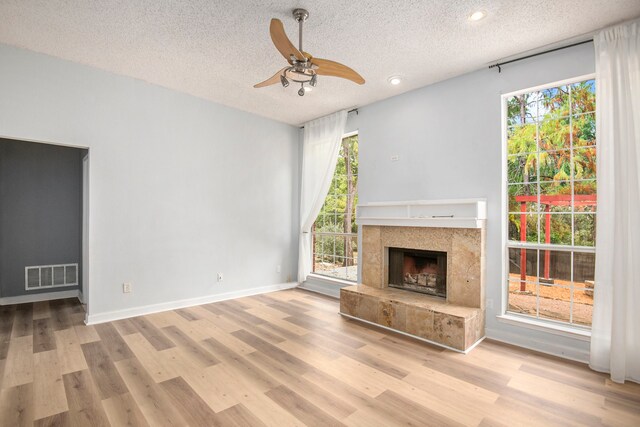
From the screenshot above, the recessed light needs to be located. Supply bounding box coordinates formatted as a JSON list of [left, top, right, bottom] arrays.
[[388, 76, 402, 85], [304, 86, 312, 92], [468, 10, 486, 21]]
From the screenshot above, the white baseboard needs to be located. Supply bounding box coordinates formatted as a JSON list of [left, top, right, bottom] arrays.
[[86, 282, 298, 325], [0, 289, 80, 305], [486, 326, 590, 363]]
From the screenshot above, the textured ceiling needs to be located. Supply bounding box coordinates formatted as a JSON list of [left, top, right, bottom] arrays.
[[1, 1, 639, 125]]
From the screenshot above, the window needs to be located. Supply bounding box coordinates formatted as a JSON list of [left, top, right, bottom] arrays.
[[504, 77, 596, 328], [312, 133, 358, 281]]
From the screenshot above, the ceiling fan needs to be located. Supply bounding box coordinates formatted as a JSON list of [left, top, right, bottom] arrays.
[[254, 9, 365, 96]]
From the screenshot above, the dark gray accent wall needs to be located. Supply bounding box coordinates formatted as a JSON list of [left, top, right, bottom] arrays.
[[0, 138, 85, 298]]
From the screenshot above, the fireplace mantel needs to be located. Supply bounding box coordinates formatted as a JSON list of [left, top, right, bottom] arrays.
[[356, 199, 486, 229]]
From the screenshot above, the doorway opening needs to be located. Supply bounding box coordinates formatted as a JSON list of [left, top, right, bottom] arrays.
[[0, 137, 89, 316]]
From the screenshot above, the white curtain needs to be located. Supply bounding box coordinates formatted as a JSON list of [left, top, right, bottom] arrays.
[[297, 110, 348, 283], [590, 20, 640, 384]]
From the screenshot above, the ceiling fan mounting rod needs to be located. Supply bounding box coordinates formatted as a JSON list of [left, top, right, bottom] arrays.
[[293, 9, 309, 56], [299, 18, 303, 52]]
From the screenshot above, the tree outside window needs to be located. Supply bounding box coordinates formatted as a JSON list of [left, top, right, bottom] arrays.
[[312, 134, 358, 281]]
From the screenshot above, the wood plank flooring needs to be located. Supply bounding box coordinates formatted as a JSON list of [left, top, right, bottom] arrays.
[[1, 289, 639, 426]]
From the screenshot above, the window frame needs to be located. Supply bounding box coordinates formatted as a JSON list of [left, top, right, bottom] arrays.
[[500, 73, 596, 332], [310, 130, 359, 283]]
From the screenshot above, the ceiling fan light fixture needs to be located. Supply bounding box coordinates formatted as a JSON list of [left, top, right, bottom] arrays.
[[388, 76, 402, 85], [254, 9, 365, 93], [468, 10, 486, 21]]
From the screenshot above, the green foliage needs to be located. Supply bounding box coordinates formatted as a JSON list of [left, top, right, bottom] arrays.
[[314, 227, 358, 264], [574, 214, 596, 246], [507, 80, 596, 246], [314, 135, 359, 262]]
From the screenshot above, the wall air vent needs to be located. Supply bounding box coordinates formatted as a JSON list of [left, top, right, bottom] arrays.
[[25, 264, 78, 290]]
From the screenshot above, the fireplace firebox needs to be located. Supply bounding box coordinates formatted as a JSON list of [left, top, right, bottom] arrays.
[[388, 247, 447, 298]]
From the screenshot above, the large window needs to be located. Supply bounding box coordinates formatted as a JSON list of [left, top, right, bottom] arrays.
[[312, 133, 358, 281], [504, 77, 596, 328]]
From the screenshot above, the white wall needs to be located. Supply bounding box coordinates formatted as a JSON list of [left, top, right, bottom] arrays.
[[0, 44, 299, 319], [345, 43, 595, 361]]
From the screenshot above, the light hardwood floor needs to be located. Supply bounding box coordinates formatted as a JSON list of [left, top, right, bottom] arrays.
[[0, 289, 639, 426]]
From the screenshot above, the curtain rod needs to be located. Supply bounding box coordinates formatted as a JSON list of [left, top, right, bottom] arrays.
[[489, 39, 593, 73], [299, 108, 358, 129]]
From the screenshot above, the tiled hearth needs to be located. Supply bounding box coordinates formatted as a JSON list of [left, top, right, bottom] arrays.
[[340, 200, 486, 352]]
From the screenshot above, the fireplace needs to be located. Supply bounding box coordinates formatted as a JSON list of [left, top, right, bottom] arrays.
[[388, 248, 447, 298], [341, 199, 486, 352]]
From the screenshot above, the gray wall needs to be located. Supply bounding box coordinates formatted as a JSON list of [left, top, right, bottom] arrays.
[[0, 43, 299, 319], [345, 42, 595, 361], [0, 139, 85, 297]]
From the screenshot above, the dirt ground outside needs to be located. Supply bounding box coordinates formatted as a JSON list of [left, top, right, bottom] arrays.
[[313, 261, 358, 282], [508, 274, 593, 326]]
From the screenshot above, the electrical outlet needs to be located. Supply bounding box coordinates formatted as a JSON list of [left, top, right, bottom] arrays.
[[217, 272, 223, 282], [486, 298, 493, 309], [276, 265, 281, 273], [123, 282, 132, 293], [391, 154, 400, 161]]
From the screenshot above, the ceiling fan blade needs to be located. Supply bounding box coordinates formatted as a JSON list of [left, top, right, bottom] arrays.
[[270, 19, 305, 63], [254, 67, 288, 88], [312, 58, 365, 85]]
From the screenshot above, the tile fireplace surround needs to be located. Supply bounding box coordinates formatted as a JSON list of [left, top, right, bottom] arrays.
[[340, 199, 486, 352]]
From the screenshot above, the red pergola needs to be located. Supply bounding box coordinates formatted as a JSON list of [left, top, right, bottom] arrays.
[[515, 194, 597, 290]]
